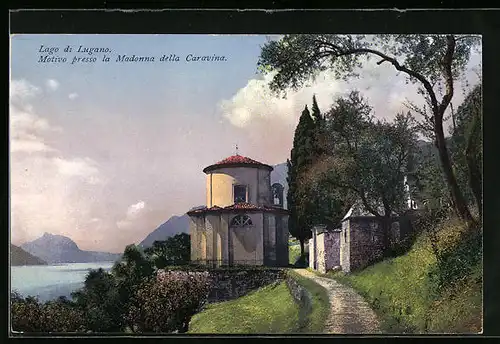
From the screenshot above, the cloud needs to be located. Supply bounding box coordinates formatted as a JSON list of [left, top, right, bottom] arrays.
[[10, 82, 59, 154], [219, 48, 482, 163], [68, 92, 79, 100], [53, 157, 102, 184], [127, 201, 146, 217], [117, 200, 147, 228], [10, 79, 106, 246], [10, 79, 40, 101], [46, 79, 59, 91]]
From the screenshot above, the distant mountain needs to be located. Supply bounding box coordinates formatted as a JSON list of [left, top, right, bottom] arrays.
[[10, 244, 47, 266], [139, 214, 190, 248], [21, 233, 121, 264]]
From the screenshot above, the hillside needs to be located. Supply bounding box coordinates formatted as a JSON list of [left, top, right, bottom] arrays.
[[331, 216, 482, 334], [21, 233, 122, 264], [140, 214, 190, 247], [10, 244, 47, 266]]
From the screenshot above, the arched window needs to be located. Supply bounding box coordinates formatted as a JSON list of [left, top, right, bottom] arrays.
[[230, 214, 253, 227], [271, 183, 284, 207]]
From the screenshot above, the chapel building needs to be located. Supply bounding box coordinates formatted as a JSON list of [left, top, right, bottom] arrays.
[[187, 154, 289, 267]]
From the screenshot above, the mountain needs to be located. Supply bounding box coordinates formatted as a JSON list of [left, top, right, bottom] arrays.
[[139, 214, 190, 247], [10, 244, 47, 266], [21, 233, 122, 264]]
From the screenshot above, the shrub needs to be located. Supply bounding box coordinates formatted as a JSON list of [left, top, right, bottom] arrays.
[[126, 270, 212, 333], [11, 293, 43, 332], [11, 293, 86, 333], [71, 268, 124, 332]]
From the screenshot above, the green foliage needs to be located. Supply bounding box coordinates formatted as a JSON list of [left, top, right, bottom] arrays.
[[449, 84, 482, 211], [286, 270, 330, 333], [331, 215, 482, 333], [71, 268, 123, 332], [11, 293, 86, 333], [300, 91, 418, 239], [412, 142, 451, 209], [127, 270, 211, 333], [188, 281, 299, 334], [258, 34, 479, 96], [288, 106, 316, 249], [144, 233, 191, 269], [258, 34, 481, 224], [289, 244, 302, 265]]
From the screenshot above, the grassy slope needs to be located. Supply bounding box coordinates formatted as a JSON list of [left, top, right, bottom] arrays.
[[289, 244, 301, 265], [287, 269, 330, 333], [188, 281, 299, 334], [330, 217, 482, 334]]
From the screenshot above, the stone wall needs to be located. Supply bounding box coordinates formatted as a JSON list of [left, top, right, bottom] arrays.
[[285, 273, 312, 331], [322, 231, 340, 273], [205, 267, 285, 303], [348, 217, 386, 272], [340, 220, 351, 272]]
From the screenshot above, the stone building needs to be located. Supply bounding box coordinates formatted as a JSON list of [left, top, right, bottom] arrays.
[[309, 202, 414, 273], [187, 154, 289, 267]]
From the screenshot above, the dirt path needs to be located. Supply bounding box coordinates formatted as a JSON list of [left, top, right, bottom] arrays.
[[293, 269, 381, 334]]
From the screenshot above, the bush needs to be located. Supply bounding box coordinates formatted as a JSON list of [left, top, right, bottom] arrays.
[[427, 217, 482, 294], [11, 293, 86, 333], [71, 268, 124, 332], [126, 270, 212, 333]]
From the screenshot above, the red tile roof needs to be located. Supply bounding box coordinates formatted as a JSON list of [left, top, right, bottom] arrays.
[[187, 202, 288, 216], [203, 155, 273, 173]]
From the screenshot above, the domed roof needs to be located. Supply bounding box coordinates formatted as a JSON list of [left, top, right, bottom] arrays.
[[203, 154, 273, 174]]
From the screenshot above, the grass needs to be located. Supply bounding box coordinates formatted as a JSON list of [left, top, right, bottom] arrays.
[[289, 244, 301, 265], [286, 269, 330, 333], [188, 281, 299, 334], [326, 216, 482, 334]]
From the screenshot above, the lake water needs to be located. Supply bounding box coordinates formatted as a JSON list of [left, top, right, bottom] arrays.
[[10, 262, 115, 303]]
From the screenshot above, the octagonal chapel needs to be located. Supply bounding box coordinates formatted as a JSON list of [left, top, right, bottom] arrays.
[[187, 154, 289, 267]]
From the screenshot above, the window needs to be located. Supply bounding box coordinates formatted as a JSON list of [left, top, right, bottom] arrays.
[[233, 185, 247, 203], [272, 183, 284, 207], [230, 214, 253, 227]]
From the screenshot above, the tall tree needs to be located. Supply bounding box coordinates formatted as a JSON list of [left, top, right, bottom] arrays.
[[303, 92, 418, 253], [258, 34, 481, 225], [288, 105, 315, 256], [310, 95, 327, 160], [144, 233, 191, 268]]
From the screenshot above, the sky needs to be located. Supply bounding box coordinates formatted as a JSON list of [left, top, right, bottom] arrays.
[[9, 34, 482, 253]]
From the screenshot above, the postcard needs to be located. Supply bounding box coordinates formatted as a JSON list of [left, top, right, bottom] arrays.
[[9, 30, 483, 335]]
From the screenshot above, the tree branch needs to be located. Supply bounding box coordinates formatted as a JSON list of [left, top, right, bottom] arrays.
[[314, 39, 440, 115]]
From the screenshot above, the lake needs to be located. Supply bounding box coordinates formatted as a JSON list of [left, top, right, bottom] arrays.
[[10, 262, 115, 303]]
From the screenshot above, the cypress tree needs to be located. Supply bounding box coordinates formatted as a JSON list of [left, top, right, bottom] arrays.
[[288, 105, 315, 258], [310, 95, 326, 160], [311, 94, 322, 123]]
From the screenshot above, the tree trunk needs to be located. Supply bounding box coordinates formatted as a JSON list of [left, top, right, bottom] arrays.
[[466, 110, 482, 220], [434, 115, 475, 224], [299, 239, 305, 257]]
